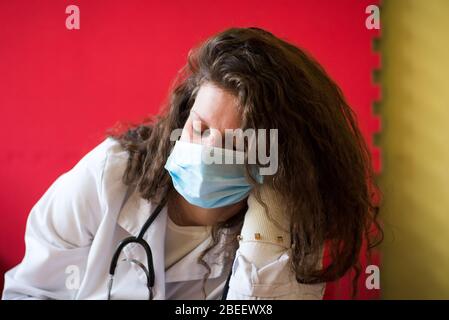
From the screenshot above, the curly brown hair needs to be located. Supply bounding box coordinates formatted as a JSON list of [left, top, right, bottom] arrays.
[[107, 27, 383, 298]]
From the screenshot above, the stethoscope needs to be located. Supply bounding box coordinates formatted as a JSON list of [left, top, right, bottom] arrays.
[[107, 196, 166, 300], [106, 192, 232, 300]]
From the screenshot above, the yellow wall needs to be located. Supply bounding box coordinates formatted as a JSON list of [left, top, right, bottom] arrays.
[[379, 0, 449, 299]]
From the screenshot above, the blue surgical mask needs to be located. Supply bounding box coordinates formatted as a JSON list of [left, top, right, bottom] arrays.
[[164, 140, 262, 208]]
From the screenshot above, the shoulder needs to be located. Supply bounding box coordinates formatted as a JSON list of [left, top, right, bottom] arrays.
[[27, 137, 132, 247], [76, 136, 129, 174], [73, 136, 132, 217], [71, 136, 130, 193], [56, 137, 130, 202]]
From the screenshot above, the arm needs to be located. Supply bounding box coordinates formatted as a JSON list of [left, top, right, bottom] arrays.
[[226, 185, 325, 300], [2, 138, 116, 299]]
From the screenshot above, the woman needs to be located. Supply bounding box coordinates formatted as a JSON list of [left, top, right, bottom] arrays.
[[2, 27, 381, 300]]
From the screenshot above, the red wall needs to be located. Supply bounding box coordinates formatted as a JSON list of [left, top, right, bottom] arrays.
[[0, 0, 381, 298]]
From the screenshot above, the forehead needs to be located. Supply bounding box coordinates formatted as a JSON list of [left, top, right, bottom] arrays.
[[192, 83, 241, 130]]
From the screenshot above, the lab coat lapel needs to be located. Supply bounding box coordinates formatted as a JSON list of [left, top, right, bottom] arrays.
[[116, 188, 167, 299]]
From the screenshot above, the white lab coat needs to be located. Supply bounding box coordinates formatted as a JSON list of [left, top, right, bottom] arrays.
[[2, 137, 325, 300]]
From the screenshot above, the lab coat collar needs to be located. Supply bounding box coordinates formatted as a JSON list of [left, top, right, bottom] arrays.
[[116, 186, 156, 237]]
